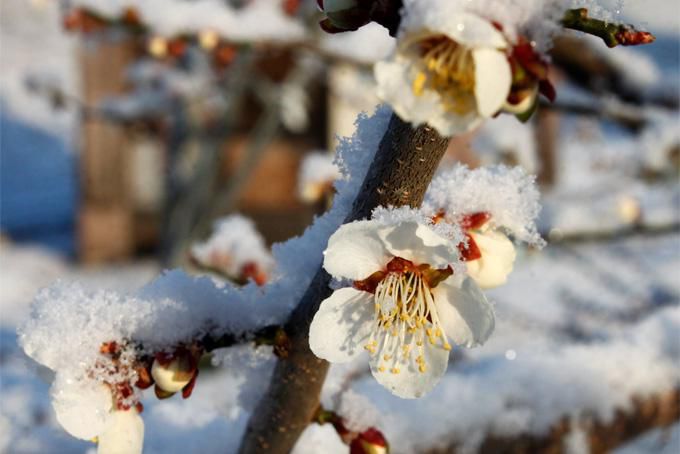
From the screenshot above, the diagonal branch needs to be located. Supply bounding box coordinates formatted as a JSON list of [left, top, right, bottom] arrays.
[[238, 114, 450, 454]]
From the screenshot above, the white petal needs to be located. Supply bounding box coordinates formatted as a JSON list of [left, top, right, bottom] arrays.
[[369, 339, 449, 399], [402, 12, 506, 49], [323, 220, 390, 281], [309, 288, 374, 363], [378, 222, 454, 268], [375, 59, 481, 137], [473, 48, 512, 117], [97, 410, 145, 454], [466, 230, 516, 289], [51, 374, 112, 440], [434, 278, 495, 347]]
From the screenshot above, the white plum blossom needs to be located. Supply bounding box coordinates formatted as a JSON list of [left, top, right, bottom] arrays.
[[309, 218, 494, 398], [97, 408, 144, 454], [50, 374, 144, 453], [374, 0, 512, 136]]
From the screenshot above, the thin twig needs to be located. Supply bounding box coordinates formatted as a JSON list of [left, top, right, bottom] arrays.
[[561, 8, 655, 48]]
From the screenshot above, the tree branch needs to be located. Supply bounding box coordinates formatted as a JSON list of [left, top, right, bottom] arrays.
[[561, 8, 655, 48], [238, 114, 450, 453], [427, 388, 680, 454]]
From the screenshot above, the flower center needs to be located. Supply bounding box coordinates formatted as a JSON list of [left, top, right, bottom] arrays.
[[362, 260, 452, 375], [411, 35, 476, 114]]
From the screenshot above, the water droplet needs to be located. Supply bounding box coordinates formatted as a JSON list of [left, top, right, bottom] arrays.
[[505, 349, 517, 360], [457, 23, 465, 32]]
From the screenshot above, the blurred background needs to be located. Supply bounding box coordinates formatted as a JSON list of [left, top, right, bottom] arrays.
[[0, 0, 678, 452]]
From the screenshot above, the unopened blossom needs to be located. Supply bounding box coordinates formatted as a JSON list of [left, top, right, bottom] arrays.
[[310, 219, 494, 398], [350, 427, 389, 454], [97, 408, 144, 454], [375, 6, 512, 136], [151, 347, 200, 399], [191, 215, 273, 285], [503, 37, 555, 119], [298, 152, 340, 204], [51, 376, 144, 453], [440, 212, 516, 289]]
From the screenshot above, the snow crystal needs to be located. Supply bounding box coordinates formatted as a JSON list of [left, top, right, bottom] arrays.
[[191, 214, 274, 281], [423, 164, 545, 246]]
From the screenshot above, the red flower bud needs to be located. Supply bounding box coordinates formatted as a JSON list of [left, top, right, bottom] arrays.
[[350, 428, 389, 454]]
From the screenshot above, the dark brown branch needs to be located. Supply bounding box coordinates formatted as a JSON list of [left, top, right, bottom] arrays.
[[427, 388, 680, 454], [238, 114, 450, 454]]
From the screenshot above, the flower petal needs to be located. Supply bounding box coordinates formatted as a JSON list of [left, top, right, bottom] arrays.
[[433, 278, 495, 347], [369, 337, 449, 399], [51, 374, 112, 440], [375, 59, 482, 137], [473, 48, 512, 117], [97, 410, 144, 454], [323, 220, 390, 281], [408, 11, 507, 49], [466, 230, 516, 289], [378, 221, 454, 268], [309, 287, 374, 363]]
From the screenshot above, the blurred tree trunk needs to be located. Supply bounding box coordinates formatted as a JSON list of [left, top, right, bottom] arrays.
[[78, 33, 137, 263]]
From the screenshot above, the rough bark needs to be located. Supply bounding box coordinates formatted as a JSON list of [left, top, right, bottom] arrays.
[[238, 114, 449, 453], [426, 388, 680, 454]]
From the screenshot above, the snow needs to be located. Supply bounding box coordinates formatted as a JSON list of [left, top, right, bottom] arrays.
[[321, 23, 395, 64], [191, 214, 274, 282], [424, 164, 545, 246], [297, 152, 341, 203], [0, 0, 79, 139], [71, 0, 306, 43]]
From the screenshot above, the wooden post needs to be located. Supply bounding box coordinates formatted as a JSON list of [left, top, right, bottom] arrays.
[[78, 33, 138, 263]]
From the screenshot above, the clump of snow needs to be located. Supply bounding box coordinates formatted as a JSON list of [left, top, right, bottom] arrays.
[[191, 214, 274, 282], [71, 0, 306, 43], [320, 22, 395, 64], [297, 151, 341, 203], [337, 390, 380, 433], [423, 164, 545, 246]]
